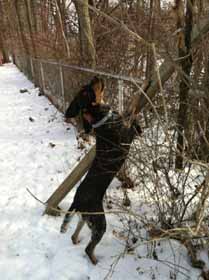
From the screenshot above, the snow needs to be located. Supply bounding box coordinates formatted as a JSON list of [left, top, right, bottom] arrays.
[[0, 64, 202, 279]]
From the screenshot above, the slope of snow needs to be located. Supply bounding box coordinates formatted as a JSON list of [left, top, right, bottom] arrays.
[[0, 64, 201, 280]]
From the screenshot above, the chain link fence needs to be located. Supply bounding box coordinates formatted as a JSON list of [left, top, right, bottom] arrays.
[[14, 54, 143, 114]]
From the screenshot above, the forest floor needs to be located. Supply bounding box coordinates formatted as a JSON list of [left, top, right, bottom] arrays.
[[0, 64, 202, 280]]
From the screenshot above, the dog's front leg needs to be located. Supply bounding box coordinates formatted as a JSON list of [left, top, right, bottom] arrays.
[[71, 216, 85, 244], [60, 209, 76, 233], [85, 215, 106, 265]]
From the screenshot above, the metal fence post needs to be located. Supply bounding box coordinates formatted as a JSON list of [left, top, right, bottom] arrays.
[[118, 80, 124, 114], [30, 57, 34, 80], [40, 61, 45, 93], [59, 63, 65, 111]]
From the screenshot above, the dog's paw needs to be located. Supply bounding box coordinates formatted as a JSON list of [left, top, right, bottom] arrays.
[[85, 248, 98, 265], [60, 223, 68, 233], [71, 235, 81, 245]]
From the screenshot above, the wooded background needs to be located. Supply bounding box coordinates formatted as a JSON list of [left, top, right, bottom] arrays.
[[1, 1, 209, 269], [0, 1, 209, 162]]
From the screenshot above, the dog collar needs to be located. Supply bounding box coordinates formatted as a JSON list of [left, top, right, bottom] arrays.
[[92, 110, 112, 128]]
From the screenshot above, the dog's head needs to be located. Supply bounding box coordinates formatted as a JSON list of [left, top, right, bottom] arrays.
[[65, 76, 104, 119]]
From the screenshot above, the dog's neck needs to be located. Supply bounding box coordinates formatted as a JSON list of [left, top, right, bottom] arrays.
[[86, 104, 111, 124]]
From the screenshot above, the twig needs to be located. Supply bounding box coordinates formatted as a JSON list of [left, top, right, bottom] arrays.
[[82, 0, 150, 47], [54, 0, 70, 58], [26, 187, 142, 217], [152, 43, 168, 124], [197, 121, 209, 148], [26, 187, 47, 205]]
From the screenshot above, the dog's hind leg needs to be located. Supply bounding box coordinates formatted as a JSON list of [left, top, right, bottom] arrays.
[[60, 207, 76, 233], [84, 214, 106, 265], [71, 216, 85, 244]]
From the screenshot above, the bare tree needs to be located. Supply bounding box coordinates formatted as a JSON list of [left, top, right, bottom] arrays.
[[73, 0, 96, 68], [0, 1, 10, 62], [175, 0, 194, 169]]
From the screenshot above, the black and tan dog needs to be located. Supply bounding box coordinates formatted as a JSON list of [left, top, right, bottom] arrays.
[[60, 77, 141, 264]]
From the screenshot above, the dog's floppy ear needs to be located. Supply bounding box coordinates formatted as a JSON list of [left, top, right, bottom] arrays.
[[90, 76, 105, 106], [65, 95, 81, 118], [65, 88, 94, 118]]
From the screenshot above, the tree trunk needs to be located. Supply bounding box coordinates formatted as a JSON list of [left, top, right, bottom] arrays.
[[175, 0, 194, 170], [199, 58, 209, 161], [0, 36, 10, 63], [54, 0, 70, 58], [24, 0, 37, 57], [0, 2, 10, 63], [14, 0, 30, 56], [73, 0, 96, 68], [145, 0, 155, 80]]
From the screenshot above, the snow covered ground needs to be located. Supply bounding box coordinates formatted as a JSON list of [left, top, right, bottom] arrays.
[[0, 64, 202, 279]]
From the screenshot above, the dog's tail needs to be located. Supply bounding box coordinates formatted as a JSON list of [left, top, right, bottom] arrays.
[[60, 205, 76, 233]]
